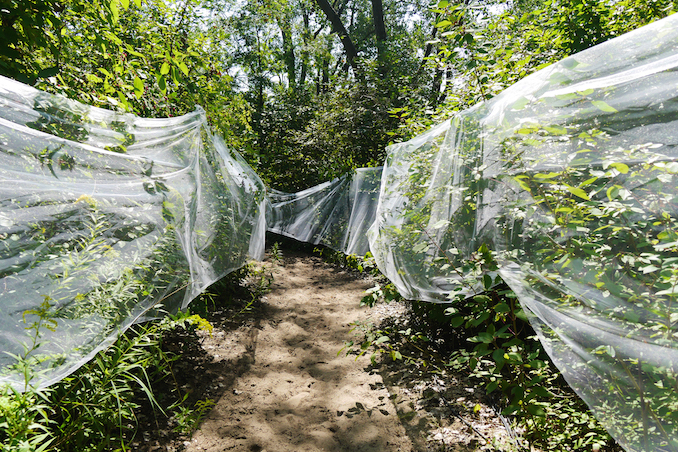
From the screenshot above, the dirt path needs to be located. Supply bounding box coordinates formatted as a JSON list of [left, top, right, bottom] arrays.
[[185, 251, 413, 452]]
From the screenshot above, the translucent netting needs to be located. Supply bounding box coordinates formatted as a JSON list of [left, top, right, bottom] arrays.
[[0, 75, 267, 390], [368, 15, 678, 452], [268, 167, 381, 256]]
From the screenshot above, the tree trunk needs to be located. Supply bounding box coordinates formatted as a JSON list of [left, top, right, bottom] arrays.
[[299, 10, 310, 87], [277, 15, 296, 90], [371, 0, 387, 60], [314, 0, 359, 73]]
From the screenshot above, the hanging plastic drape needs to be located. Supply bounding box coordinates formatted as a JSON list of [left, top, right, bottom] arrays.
[[3, 12, 678, 452], [0, 75, 267, 390], [368, 14, 678, 452], [268, 166, 381, 256]]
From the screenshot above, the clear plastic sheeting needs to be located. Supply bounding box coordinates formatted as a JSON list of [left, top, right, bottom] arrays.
[[268, 167, 381, 256], [368, 14, 678, 452], [2, 14, 678, 452], [0, 75, 267, 390]]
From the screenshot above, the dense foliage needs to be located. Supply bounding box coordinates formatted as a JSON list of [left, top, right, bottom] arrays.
[[2, 0, 678, 450]]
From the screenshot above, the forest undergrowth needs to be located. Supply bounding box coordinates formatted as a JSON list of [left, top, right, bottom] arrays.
[[324, 246, 624, 452], [0, 239, 624, 452], [0, 262, 273, 452]]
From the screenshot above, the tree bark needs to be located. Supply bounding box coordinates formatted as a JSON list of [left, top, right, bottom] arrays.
[[277, 15, 296, 90], [299, 10, 310, 87], [314, 0, 359, 73], [371, 0, 387, 59]]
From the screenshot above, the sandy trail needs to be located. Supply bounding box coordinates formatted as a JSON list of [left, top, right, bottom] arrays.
[[185, 251, 413, 452]]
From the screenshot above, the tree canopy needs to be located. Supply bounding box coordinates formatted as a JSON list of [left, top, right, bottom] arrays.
[[1, 0, 675, 189]]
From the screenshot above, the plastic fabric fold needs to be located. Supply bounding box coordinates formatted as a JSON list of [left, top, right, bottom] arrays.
[[268, 167, 381, 256], [367, 14, 678, 452], [0, 75, 267, 390]]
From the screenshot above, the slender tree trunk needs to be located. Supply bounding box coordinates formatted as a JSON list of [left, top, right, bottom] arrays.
[[277, 15, 296, 90], [431, 65, 443, 105], [299, 10, 310, 87], [417, 18, 438, 77], [371, 0, 387, 61], [314, 0, 359, 73]]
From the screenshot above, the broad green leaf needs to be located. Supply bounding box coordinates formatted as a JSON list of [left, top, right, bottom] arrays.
[[609, 162, 629, 174], [606, 186, 619, 201], [86, 73, 103, 83], [592, 100, 618, 113], [543, 126, 566, 135], [431, 219, 448, 229], [512, 96, 530, 111], [160, 62, 170, 75], [133, 76, 144, 98], [109, 1, 119, 23], [494, 303, 510, 313], [178, 62, 189, 76], [657, 286, 678, 296], [534, 172, 560, 179], [134, 0, 141, 6], [566, 185, 589, 200], [119, 0, 129, 9]]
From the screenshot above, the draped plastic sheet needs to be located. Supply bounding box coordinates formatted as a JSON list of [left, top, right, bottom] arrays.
[[0, 75, 267, 389], [1, 14, 678, 452], [368, 14, 678, 452], [268, 167, 381, 256]]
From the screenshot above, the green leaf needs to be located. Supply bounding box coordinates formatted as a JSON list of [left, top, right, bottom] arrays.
[[160, 62, 170, 75], [431, 219, 448, 229], [483, 274, 493, 290], [133, 76, 144, 98], [609, 162, 629, 174], [134, 0, 142, 6], [119, 0, 129, 9], [592, 100, 618, 113], [543, 126, 566, 135], [109, 1, 120, 23], [657, 286, 678, 296], [375, 336, 390, 345], [566, 185, 589, 200], [494, 303, 510, 313], [178, 62, 189, 76], [37, 67, 59, 78], [606, 185, 619, 201], [526, 404, 546, 417], [534, 172, 560, 179], [512, 96, 530, 111]]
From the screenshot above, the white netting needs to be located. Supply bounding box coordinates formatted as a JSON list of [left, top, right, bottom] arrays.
[[0, 75, 267, 390]]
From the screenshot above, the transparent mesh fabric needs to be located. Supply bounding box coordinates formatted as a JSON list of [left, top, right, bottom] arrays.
[[268, 167, 381, 256], [0, 75, 266, 390], [368, 14, 678, 452]]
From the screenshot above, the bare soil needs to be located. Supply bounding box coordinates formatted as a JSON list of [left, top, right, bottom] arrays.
[[134, 247, 516, 451]]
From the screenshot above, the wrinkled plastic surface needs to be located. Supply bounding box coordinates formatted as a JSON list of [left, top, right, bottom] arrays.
[[368, 14, 678, 452], [268, 167, 381, 256], [2, 13, 678, 452], [0, 75, 266, 390]]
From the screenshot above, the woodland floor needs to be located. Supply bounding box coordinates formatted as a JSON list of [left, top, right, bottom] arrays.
[[132, 242, 518, 452]]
